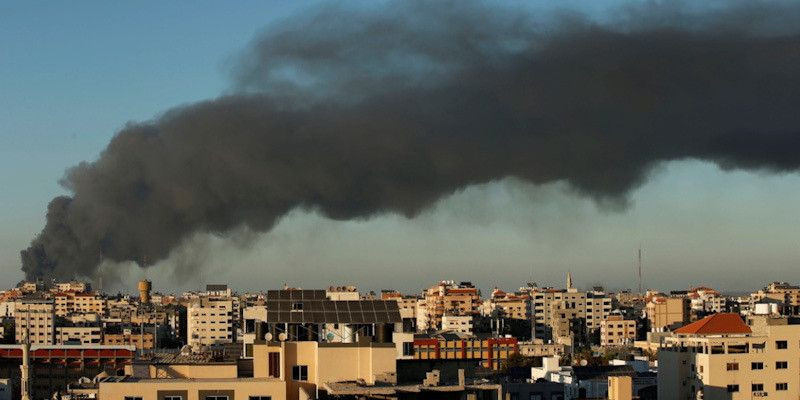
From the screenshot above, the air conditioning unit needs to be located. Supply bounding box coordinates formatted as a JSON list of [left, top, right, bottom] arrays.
[[753, 391, 768, 397]]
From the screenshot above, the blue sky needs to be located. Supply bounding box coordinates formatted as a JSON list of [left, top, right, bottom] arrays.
[[1, 1, 799, 293]]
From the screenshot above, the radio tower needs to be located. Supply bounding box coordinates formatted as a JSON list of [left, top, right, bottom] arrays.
[[637, 247, 643, 294]]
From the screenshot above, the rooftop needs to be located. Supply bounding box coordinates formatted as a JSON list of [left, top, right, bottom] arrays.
[[674, 313, 751, 335]]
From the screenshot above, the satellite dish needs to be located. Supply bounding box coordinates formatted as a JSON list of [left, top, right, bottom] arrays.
[[326, 332, 335, 341], [278, 332, 288, 342], [580, 359, 588, 366], [265, 332, 273, 342]]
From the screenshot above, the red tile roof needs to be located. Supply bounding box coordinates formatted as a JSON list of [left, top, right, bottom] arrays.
[[674, 313, 751, 335]]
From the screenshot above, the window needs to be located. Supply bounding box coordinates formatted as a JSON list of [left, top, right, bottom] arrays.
[[292, 365, 308, 381], [268, 352, 281, 378], [752, 384, 764, 392], [726, 362, 738, 371], [403, 342, 415, 356], [124, 398, 143, 400], [249, 397, 272, 400], [726, 385, 739, 393], [751, 362, 764, 370], [291, 302, 303, 311], [776, 340, 788, 349], [205, 397, 228, 400], [529, 394, 542, 400], [165, 397, 182, 400], [776, 361, 788, 369], [777, 383, 788, 391]]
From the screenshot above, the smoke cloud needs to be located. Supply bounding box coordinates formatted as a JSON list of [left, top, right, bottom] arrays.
[[21, 1, 800, 280]]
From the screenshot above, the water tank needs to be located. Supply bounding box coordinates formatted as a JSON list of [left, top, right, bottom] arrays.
[[137, 280, 152, 304]]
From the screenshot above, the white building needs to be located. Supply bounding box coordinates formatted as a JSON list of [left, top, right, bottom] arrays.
[[188, 297, 235, 347]]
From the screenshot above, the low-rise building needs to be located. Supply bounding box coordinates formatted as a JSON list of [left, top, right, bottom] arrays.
[[102, 327, 155, 350], [600, 315, 636, 347], [55, 325, 102, 345], [99, 339, 396, 400], [646, 295, 690, 332], [413, 334, 518, 370], [441, 314, 473, 335]]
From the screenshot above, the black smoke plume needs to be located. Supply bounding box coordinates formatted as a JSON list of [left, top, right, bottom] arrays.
[[21, 1, 800, 280]]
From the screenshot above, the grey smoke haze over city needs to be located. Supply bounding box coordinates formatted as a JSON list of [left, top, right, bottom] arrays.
[[3, 1, 800, 293]]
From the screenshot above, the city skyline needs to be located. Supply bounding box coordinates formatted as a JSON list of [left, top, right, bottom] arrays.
[[2, 0, 800, 293]]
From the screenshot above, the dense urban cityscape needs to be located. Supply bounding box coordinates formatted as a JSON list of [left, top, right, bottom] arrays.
[[0, 276, 799, 399], [5, 0, 800, 399]]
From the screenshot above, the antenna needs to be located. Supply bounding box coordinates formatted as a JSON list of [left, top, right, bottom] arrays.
[[637, 247, 643, 294]]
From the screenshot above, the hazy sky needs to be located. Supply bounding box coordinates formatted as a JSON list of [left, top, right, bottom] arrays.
[[2, 1, 799, 294]]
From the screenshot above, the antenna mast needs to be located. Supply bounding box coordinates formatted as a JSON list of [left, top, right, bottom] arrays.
[[637, 247, 643, 294]]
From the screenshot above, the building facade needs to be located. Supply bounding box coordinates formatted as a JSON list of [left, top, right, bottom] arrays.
[[659, 313, 800, 400]]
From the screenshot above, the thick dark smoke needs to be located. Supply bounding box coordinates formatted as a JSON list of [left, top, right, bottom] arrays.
[[21, 1, 800, 280]]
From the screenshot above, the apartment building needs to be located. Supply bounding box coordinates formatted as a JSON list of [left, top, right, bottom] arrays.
[[55, 325, 102, 345], [531, 290, 587, 341], [422, 281, 481, 330], [54, 292, 107, 317], [585, 292, 613, 330], [687, 286, 726, 314], [750, 282, 800, 315], [646, 295, 691, 332], [441, 314, 474, 335], [600, 315, 636, 347], [14, 298, 55, 345], [188, 297, 235, 347], [529, 274, 612, 341], [659, 313, 800, 400], [483, 288, 530, 319], [103, 327, 155, 350]]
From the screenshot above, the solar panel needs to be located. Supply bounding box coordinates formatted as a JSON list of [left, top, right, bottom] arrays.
[[261, 292, 402, 323]]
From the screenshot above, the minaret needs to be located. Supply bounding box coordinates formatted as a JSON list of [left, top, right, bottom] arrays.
[[566, 272, 577, 293], [20, 327, 31, 400]]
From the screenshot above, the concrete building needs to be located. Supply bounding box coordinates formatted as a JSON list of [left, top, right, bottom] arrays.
[[483, 288, 530, 320], [55, 325, 102, 345], [54, 281, 89, 293], [585, 291, 613, 330], [442, 314, 474, 335], [600, 315, 636, 347], [749, 282, 800, 315], [529, 275, 612, 342], [188, 297, 235, 347], [414, 334, 518, 370], [658, 313, 800, 400], [103, 327, 155, 350], [688, 286, 726, 314], [98, 338, 396, 400], [646, 295, 690, 332], [422, 281, 481, 330], [608, 375, 633, 400], [533, 356, 655, 400], [14, 298, 55, 345], [54, 292, 107, 317]]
